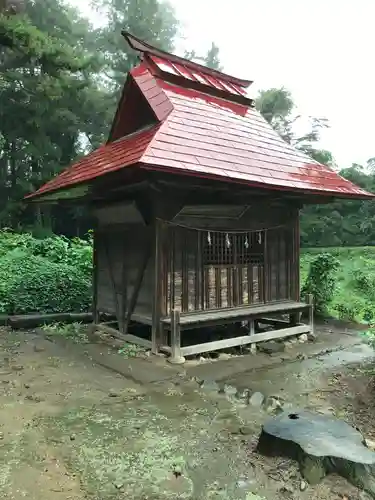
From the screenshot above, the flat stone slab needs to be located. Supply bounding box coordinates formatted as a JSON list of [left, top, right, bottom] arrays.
[[256, 410, 375, 497], [261, 410, 375, 463]]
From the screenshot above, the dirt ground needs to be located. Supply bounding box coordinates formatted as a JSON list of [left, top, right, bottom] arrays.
[[0, 324, 374, 500]]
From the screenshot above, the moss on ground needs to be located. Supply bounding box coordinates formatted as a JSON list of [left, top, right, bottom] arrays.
[[32, 391, 258, 499]]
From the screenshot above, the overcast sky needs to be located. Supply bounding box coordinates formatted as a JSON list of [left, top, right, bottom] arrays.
[[72, 0, 373, 168]]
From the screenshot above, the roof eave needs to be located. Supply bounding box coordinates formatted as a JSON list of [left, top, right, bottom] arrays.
[[138, 164, 375, 201], [122, 31, 252, 88]]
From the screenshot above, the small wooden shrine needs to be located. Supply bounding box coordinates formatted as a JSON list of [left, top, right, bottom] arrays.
[[28, 33, 374, 363]]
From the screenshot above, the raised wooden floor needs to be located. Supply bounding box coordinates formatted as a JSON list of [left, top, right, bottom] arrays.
[[162, 301, 309, 330]]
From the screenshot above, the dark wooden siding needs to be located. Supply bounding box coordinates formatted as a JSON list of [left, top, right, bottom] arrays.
[[162, 205, 299, 315], [96, 224, 154, 320]]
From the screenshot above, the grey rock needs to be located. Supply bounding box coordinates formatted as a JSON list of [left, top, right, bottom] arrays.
[[279, 484, 294, 495], [263, 396, 283, 414], [222, 384, 238, 398], [298, 334, 308, 343], [257, 410, 375, 496], [11, 364, 24, 372], [108, 390, 119, 398], [172, 464, 183, 476], [249, 391, 265, 407], [237, 388, 250, 404], [258, 341, 285, 355], [307, 332, 317, 342], [33, 345, 45, 352], [218, 352, 231, 361], [199, 379, 220, 393], [239, 425, 253, 436], [297, 353, 308, 361], [300, 480, 308, 491]]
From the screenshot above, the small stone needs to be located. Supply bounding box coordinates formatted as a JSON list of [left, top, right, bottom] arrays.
[[237, 388, 250, 404], [263, 396, 283, 414], [364, 438, 375, 451], [222, 384, 238, 398], [24, 383, 30, 389], [108, 391, 119, 398], [298, 334, 308, 343], [249, 391, 265, 407], [300, 480, 308, 491], [297, 353, 308, 361], [11, 365, 24, 372], [70, 434, 76, 441], [0, 432, 4, 440], [25, 394, 43, 403], [307, 332, 317, 342], [172, 464, 183, 476], [114, 482, 124, 490], [279, 484, 294, 494], [239, 425, 253, 436], [199, 379, 220, 393], [218, 352, 231, 361], [33, 345, 45, 352]]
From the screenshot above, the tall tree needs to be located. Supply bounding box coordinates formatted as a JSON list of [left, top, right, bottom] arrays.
[[204, 42, 222, 70], [255, 87, 329, 160], [0, 0, 109, 230], [184, 42, 222, 71], [92, 0, 179, 90]]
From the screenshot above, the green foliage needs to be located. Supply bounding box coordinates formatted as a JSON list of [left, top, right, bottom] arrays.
[[300, 164, 375, 248], [0, 230, 92, 314], [41, 321, 89, 343], [301, 247, 375, 323], [118, 343, 146, 358], [0, 0, 178, 232], [301, 253, 340, 315]]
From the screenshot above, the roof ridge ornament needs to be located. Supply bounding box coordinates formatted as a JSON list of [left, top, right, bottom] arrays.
[[122, 31, 252, 89]]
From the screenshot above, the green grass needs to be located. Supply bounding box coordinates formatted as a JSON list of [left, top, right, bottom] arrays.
[[301, 246, 375, 323]]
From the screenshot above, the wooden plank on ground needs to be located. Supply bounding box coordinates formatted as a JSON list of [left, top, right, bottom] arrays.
[[96, 323, 152, 349], [180, 324, 310, 357]]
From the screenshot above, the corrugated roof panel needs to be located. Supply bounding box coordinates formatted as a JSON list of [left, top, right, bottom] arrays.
[[28, 126, 158, 199], [137, 83, 372, 199], [149, 55, 247, 97]]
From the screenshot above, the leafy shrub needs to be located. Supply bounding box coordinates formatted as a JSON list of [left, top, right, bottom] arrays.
[[41, 322, 89, 343], [0, 230, 92, 315], [0, 251, 91, 314], [333, 301, 362, 322], [301, 253, 340, 315]]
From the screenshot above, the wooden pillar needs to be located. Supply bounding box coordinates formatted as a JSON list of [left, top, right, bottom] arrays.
[[89, 226, 99, 339], [294, 210, 301, 301], [249, 319, 255, 335], [92, 227, 99, 324], [168, 309, 185, 364], [152, 219, 162, 354], [307, 294, 314, 334], [120, 232, 128, 334]]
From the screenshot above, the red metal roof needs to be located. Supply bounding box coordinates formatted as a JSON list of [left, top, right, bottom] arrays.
[[148, 55, 248, 98], [28, 126, 158, 199], [27, 34, 373, 201]]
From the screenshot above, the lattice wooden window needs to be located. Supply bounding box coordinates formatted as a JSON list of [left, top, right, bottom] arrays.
[[203, 231, 265, 267]]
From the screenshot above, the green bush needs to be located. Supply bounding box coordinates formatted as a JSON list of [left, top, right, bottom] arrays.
[[0, 230, 92, 315], [301, 253, 340, 315]]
